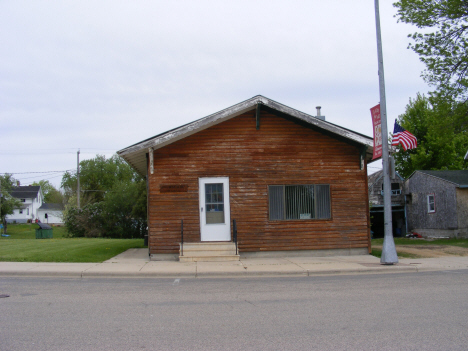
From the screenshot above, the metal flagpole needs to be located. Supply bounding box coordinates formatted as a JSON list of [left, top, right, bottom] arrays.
[[374, 0, 398, 264]]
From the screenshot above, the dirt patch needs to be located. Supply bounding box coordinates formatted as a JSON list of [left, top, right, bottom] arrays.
[[374, 245, 468, 258]]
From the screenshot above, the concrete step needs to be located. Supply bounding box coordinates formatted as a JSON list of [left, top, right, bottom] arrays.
[[179, 242, 239, 262], [182, 242, 236, 251], [179, 255, 240, 262], [181, 249, 237, 256]]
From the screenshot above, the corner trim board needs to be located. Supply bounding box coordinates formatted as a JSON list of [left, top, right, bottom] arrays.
[[149, 147, 154, 174], [256, 103, 261, 130]]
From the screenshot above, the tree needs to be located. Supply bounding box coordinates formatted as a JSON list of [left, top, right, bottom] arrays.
[[394, 0, 468, 101], [0, 174, 22, 233], [61, 154, 138, 203], [101, 180, 147, 238], [61, 154, 147, 238], [393, 93, 468, 177], [63, 181, 147, 239], [31, 180, 64, 204], [63, 202, 105, 238]]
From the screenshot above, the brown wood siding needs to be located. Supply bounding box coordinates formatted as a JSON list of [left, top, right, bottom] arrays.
[[148, 111, 370, 254]]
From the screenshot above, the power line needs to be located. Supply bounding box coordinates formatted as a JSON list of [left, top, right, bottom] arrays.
[[0, 148, 117, 155], [1, 170, 73, 187], [1, 170, 74, 182], [0, 148, 117, 151], [1, 170, 73, 175], [19, 173, 67, 181]]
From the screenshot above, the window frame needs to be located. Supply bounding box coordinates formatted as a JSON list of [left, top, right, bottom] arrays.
[[427, 194, 435, 213], [268, 184, 331, 221], [380, 183, 402, 196]]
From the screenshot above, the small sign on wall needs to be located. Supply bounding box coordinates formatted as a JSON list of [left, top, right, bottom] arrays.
[[160, 184, 188, 193]]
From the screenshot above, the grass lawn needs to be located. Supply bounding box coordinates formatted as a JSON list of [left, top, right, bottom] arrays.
[[2, 223, 69, 239], [0, 224, 146, 262], [372, 237, 468, 248], [370, 248, 420, 259], [371, 237, 468, 258]]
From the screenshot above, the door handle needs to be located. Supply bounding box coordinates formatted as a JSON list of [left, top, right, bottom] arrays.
[[201, 207, 203, 212]]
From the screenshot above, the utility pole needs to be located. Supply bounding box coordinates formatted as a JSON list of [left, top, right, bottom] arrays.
[[374, 0, 398, 264], [0, 177, 7, 234], [77, 150, 80, 209], [0, 177, 2, 234]]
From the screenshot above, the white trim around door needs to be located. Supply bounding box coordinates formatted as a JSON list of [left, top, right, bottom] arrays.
[[199, 177, 231, 241]]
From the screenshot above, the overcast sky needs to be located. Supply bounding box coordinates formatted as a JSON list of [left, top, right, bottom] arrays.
[[1, 0, 430, 189]]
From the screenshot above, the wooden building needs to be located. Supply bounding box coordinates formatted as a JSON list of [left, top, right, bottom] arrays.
[[368, 170, 406, 238], [405, 170, 468, 238], [118, 96, 374, 260], [5, 186, 44, 224]]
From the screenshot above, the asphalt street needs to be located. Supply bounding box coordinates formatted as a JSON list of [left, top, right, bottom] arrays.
[[1, 271, 468, 351]]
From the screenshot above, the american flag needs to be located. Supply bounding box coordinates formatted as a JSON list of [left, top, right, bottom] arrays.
[[391, 121, 417, 151]]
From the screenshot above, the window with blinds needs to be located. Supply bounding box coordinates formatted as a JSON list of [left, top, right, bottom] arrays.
[[268, 185, 331, 220]]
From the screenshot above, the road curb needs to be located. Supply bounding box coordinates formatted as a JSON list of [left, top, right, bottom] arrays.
[[0, 265, 423, 279]]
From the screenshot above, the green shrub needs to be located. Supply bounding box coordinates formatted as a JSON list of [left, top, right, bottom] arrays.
[[64, 202, 146, 239]]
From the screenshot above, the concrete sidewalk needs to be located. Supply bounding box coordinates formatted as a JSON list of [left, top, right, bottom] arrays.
[[1, 249, 468, 278]]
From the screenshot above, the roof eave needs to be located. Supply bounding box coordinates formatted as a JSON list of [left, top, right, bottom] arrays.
[[117, 95, 374, 176], [118, 101, 256, 158], [409, 170, 468, 187]]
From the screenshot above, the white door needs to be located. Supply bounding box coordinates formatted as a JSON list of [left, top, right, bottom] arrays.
[[199, 177, 231, 241]]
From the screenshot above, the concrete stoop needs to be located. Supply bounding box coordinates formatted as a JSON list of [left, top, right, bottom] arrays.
[[179, 242, 240, 262]]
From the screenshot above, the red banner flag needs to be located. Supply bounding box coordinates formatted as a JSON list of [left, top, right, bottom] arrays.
[[371, 104, 382, 160]]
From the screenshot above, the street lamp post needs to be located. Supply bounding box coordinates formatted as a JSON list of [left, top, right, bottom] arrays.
[[374, 0, 398, 264]]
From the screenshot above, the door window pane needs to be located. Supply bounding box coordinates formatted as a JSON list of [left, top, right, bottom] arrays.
[[205, 183, 225, 224]]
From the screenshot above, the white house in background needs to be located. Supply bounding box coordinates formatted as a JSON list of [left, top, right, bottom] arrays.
[[5, 185, 64, 224], [37, 203, 64, 224], [6, 186, 43, 223]]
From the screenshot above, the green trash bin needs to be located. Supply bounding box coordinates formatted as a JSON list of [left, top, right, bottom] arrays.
[[35, 223, 53, 239]]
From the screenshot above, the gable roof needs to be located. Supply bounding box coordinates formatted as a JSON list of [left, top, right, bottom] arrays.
[[367, 170, 404, 189], [118, 95, 374, 176], [411, 170, 468, 188], [10, 186, 41, 200], [38, 203, 64, 211]]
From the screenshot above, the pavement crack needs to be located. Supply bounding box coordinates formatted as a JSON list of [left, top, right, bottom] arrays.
[[80, 263, 100, 278], [239, 259, 248, 270], [138, 262, 149, 272], [284, 258, 307, 273], [244, 299, 257, 307]]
